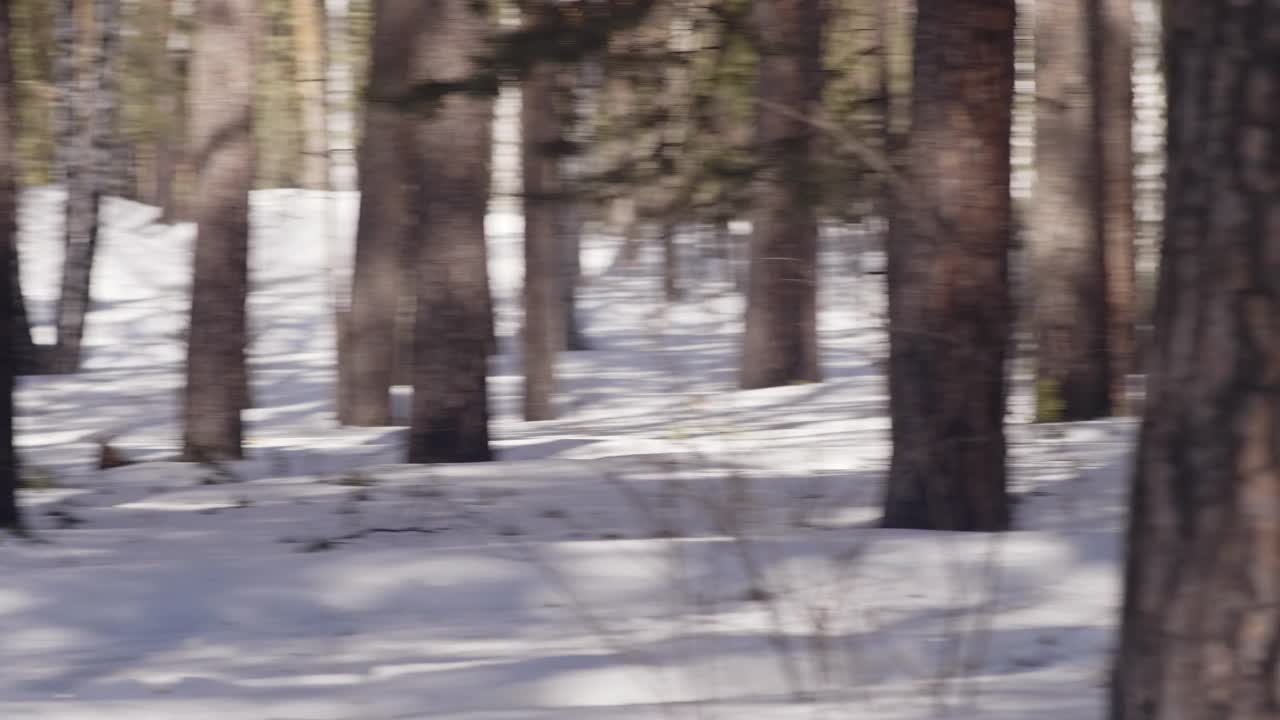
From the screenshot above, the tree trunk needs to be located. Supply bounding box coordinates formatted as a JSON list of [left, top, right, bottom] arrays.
[[156, 0, 189, 224], [182, 0, 256, 462], [1108, 3, 1280, 717], [325, 0, 357, 421], [738, 0, 823, 389], [522, 24, 563, 422], [661, 221, 680, 302], [559, 193, 588, 350], [1031, 0, 1110, 421], [344, 0, 412, 426], [1097, 0, 1135, 415], [405, 0, 493, 463], [51, 0, 100, 374], [0, 0, 21, 529], [881, 0, 1015, 532], [292, 0, 328, 191]]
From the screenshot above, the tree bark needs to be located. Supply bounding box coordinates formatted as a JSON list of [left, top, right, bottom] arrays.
[[1097, 0, 1135, 415], [406, 0, 493, 463], [1031, 0, 1110, 421], [325, 0, 356, 422], [182, 0, 256, 461], [522, 22, 563, 422], [0, 0, 21, 529], [882, 0, 1015, 532], [292, 0, 328, 191], [738, 0, 823, 389], [1108, 2, 1280, 716], [51, 0, 99, 374], [344, 0, 412, 426]]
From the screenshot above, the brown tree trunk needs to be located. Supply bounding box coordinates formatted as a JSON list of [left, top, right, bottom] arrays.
[[156, 0, 189, 224], [405, 0, 493, 463], [882, 0, 1015, 532], [661, 221, 680, 302], [738, 0, 822, 389], [1031, 0, 1110, 421], [522, 23, 563, 422], [1097, 0, 1135, 415], [292, 0, 328, 191], [0, 0, 21, 529], [343, 0, 412, 426], [1108, 3, 1280, 717], [181, 0, 256, 462]]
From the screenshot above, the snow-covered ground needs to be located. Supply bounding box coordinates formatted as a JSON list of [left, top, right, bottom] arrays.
[[2, 188, 1133, 719]]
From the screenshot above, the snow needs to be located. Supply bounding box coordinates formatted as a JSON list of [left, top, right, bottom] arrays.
[[2, 187, 1132, 718]]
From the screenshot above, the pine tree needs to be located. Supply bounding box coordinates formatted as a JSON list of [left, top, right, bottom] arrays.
[[1030, 0, 1113, 421], [292, 0, 328, 191], [406, 0, 495, 463], [738, 0, 823, 389], [1108, 2, 1280, 716], [0, 0, 21, 529], [521, 6, 563, 422], [344, 0, 413, 426], [182, 0, 256, 461], [881, 0, 1015, 531]]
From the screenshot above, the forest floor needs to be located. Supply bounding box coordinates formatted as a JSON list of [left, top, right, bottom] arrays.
[[1, 189, 1133, 719]]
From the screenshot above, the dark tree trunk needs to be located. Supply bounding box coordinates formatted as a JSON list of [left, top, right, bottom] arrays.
[[406, 0, 493, 463], [343, 0, 412, 426], [522, 27, 562, 422], [1031, 0, 1110, 421], [1097, 0, 1135, 415], [882, 0, 1015, 532], [181, 0, 255, 462], [738, 0, 823, 389], [558, 191, 588, 351], [0, 0, 21, 529], [661, 222, 680, 302], [1108, 3, 1280, 717]]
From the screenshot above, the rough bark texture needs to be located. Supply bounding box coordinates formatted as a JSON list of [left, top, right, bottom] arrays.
[[0, 0, 21, 529], [1098, 0, 1136, 414], [1032, 0, 1110, 420], [406, 0, 493, 463], [738, 0, 823, 389], [1108, 2, 1280, 717], [882, 0, 1015, 532], [182, 0, 256, 461], [344, 0, 412, 426], [522, 31, 563, 422], [292, 0, 328, 191]]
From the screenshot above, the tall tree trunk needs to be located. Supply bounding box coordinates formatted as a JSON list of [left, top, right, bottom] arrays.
[[325, 0, 357, 421], [661, 221, 680, 302], [292, 0, 328, 190], [558, 62, 588, 352], [738, 0, 823, 389], [182, 0, 256, 461], [559, 192, 588, 350], [1097, 0, 1135, 415], [0, 0, 21, 529], [406, 0, 494, 463], [344, 0, 412, 426], [1109, 3, 1280, 716], [156, 0, 189, 223], [1031, 0, 1110, 421], [882, 0, 1015, 532], [51, 0, 98, 374], [522, 21, 563, 422]]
